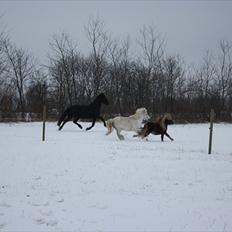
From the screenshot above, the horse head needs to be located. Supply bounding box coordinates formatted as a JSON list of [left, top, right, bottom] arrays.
[[96, 93, 109, 105], [163, 113, 174, 125], [157, 113, 174, 131], [135, 108, 150, 122]]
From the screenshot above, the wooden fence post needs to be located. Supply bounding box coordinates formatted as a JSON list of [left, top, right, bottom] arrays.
[[208, 109, 215, 154], [42, 104, 46, 141], [42, 83, 46, 141]]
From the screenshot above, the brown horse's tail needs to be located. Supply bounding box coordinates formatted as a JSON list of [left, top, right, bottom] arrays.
[[106, 119, 114, 135]]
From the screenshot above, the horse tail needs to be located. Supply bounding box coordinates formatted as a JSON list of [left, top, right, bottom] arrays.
[[57, 109, 69, 126], [105, 119, 114, 135]]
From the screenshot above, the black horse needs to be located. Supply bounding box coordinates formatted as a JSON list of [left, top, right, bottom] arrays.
[[57, 93, 109, 131]]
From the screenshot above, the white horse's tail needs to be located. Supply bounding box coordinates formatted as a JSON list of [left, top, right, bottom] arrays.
[[106, 119, 114, 135]]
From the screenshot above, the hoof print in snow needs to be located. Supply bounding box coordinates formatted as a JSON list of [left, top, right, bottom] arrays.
[[36, 218, 45, 225], [88, 204, 107, 210], [30, 203, 40, 207], [0, 203, 11, 208], [31, 202, 50, 207], [0, 223, 6, 229], [57, 198, 64, 203], [39, 210, 53, 217], [35, 218, 58, 227]]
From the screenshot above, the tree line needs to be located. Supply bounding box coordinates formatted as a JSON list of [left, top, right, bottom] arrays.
[[0, 18, 232, 122]]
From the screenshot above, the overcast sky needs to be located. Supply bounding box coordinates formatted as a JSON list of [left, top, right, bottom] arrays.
[[1, 1, 232, 65]]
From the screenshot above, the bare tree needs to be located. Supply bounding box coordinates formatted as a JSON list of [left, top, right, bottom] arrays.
[[0, 19, 15, 119], [85, 16, 111, 97], [108, 38, 131, 114], [25, 69, 47, 117], [162, 55, 185, 113], [137, 26, 165, 114], [48, 33, 82, 112], [215, 40, 232, 117], [2, 39, 34, 117], [193, 52, 216, 115], [138, 25, 165, 75], [0, 32, 6, 105]]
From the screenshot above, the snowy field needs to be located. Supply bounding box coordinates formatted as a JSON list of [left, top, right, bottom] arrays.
[[0, 122, 232, 231]]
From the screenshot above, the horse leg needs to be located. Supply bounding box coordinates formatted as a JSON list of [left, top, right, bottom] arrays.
[[59, 118, 70, 130], [98, 116, 107, 127], [161, 133, 164, 141], [86, 118, 96, 131], [133, 128, 143, 137], [142, 129, 151, 139], [116, 128, 124, 140], [73, 118, 82, 129], [165, 132, 174, 141]]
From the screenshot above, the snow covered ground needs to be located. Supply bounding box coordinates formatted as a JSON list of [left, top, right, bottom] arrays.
[[0, 122, 232, 231]]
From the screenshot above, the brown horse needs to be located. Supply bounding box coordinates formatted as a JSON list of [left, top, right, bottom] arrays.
[[134, 113, 174, 141]]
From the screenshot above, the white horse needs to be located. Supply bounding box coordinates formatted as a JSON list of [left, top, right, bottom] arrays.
[[106, 108, 150, 140]]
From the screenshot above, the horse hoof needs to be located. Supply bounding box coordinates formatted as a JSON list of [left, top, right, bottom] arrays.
[[119, 136, 124, 140]]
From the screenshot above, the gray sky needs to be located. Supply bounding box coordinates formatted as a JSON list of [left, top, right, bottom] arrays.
[[1, 1, 232, 65]]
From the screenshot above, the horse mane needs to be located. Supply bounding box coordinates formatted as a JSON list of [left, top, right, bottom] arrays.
[[93, 94, 102, 102], [130, 108, 145, 119], [155, 113, 172, 131], [91, 93, 108, 105]]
